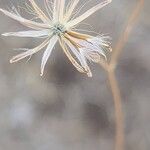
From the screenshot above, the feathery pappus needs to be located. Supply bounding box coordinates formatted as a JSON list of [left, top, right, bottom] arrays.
[[0, 0, 112, 77]]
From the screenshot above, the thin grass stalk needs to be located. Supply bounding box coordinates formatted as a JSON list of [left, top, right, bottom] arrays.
[[111, 0, 144, 67], [102, 1, 144, 150], [107, 68, 124, 150]]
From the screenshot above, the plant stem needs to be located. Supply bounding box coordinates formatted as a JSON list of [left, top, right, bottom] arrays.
[[106, 1, 144, 150], [111, 0, 144, 67], [99, 1, 144, 149], [107, 68, 124, 150]]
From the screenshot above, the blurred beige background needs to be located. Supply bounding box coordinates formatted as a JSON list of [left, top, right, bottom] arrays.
[[0, 0, 149, 150]]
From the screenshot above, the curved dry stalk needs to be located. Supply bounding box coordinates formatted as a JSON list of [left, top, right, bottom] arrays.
[[101, 1, 144, 150], [107, 68, 124, 150], [111, 0, 144, 67]]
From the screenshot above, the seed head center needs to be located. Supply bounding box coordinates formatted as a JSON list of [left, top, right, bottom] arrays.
[[52, 23, 66, 35]]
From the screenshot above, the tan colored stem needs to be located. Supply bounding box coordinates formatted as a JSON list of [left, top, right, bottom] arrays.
[[111, 0, 144, 67], [107, 68, 124, 150], [100, 1, 144, 150]]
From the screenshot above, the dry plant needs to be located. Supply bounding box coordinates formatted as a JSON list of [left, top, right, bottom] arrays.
[[100, 0, 144, 150], [0, 0, 112, 76], [0, 0, 144, 150]]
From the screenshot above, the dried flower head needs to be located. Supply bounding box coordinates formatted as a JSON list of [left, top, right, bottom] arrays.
[[0, 0, 112, 77]]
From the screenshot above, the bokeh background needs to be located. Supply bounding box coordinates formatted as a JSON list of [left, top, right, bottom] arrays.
[[0, 0, 149, 150]]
